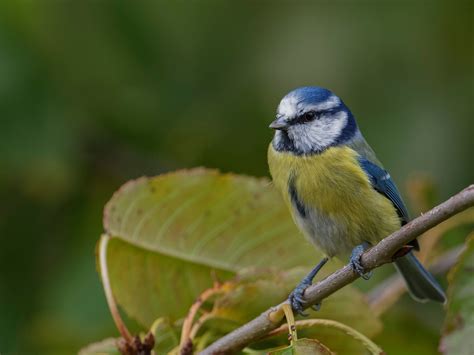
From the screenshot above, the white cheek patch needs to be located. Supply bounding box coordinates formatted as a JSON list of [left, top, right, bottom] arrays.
[[289, 111, 348, 153], [288, 125, 315, 153]]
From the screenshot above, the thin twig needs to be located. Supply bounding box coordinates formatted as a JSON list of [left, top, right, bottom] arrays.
[[99, 234, 133, 343], [201, 185, 474, 354], [189, 313, 215, 340], [179, 284, 223, 350]]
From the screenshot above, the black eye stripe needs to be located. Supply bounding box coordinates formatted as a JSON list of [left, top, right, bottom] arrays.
[[292, 110, 320, 124]]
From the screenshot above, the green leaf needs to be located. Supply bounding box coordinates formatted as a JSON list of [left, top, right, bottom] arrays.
[[104, 169, 320, 271], [207, 267, 382, 345], [210, 268, 306, 324], [294, 319, 381, 354], [267, 338, 333, 355], [149, 317, 180, 354], [249, 301, 382, 354], [441, 234, 474, 355], [105, 237, 233, 326], [78, 338, 120, 355], [102, 168, 324, 325]]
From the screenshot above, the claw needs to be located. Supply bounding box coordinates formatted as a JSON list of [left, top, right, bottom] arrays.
[[350, 243, 372, 280], [288, 257, 329, 316], [289, 282, 311, 317], [311, 303, 321, 311]]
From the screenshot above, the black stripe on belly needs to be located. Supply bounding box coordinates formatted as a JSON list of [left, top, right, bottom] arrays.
[[288, 174, 306, 218]]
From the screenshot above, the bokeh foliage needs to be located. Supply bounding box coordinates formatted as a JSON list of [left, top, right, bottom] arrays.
[[0, 1, 472, 353]]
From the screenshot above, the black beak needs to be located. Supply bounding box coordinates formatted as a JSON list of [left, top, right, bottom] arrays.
[[269, 117, 289, 130]]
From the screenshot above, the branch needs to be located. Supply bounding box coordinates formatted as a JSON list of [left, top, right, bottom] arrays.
[[201, 185, 474, 354], [367, 245, 464, 316]]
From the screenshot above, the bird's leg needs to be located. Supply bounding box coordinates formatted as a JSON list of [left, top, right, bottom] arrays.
[[289, 257, 329, 316], [350, 241, 372, 280]]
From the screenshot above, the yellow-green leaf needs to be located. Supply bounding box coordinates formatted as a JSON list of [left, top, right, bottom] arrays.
[[267, 338, 333, 355], [104, 169, 320, 271], [105, 237, 233, 326], [149, 317, 180, 354], [78, 338, 120, 355], [102, 169, 323, 325]]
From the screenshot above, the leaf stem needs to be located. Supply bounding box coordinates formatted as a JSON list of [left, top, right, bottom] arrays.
[[99, 234, 133, 343], [179, 283, 223, 351], [281, 304, 297, 345], [189, 313, 214, 340]]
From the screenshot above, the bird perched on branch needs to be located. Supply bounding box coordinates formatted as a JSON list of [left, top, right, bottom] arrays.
[[267, 86, 446, 315]]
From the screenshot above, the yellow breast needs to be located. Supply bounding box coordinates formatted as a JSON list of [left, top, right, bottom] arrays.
[[267, 143, 401, 257]]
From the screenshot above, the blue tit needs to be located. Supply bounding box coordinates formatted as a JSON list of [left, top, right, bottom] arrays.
[[267, 86, 446, 315]]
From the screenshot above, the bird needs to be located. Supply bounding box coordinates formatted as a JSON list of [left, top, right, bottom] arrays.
[[267, 86, 446, 315]]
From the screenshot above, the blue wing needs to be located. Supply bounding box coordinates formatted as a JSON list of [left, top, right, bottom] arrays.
[[358, 157, 410, 225]]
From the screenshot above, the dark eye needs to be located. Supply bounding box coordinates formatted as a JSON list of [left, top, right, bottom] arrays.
[[302, 111, 317, 121]]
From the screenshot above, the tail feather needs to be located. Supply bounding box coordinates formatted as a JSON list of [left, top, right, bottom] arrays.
[[394, 252, 446, 303]]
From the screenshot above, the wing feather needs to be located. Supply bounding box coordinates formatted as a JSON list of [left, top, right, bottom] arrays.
[[349, 134, 418, 248], [358, 157, 410, 225]]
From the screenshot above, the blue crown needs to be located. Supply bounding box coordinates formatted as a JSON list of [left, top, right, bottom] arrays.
[[285, 86, 335, 106]]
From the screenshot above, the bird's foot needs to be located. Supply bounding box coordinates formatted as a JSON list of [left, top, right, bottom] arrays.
[[350, 243, 372, 280], [288, 283, 323, 316], [289, 281, 312, 317], [288, 257, 328, 316]]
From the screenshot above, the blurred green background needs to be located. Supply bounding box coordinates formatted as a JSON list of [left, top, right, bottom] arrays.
[[0, 1, 472, 354]]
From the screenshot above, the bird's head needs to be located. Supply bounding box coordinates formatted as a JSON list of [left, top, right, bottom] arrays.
[[270, 87, 358, 155]]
